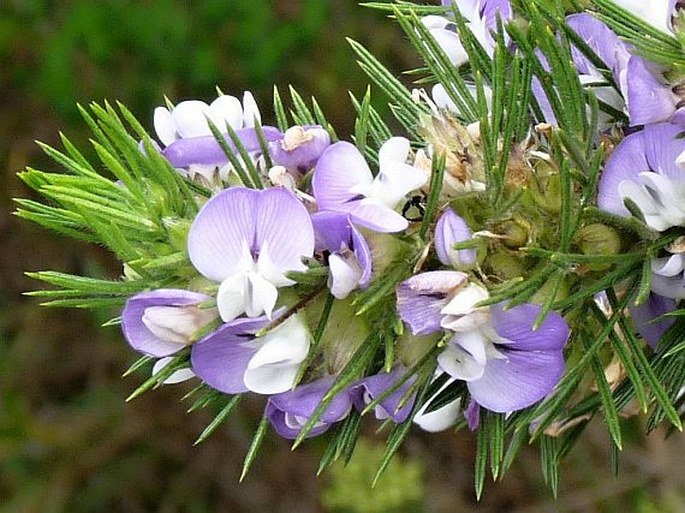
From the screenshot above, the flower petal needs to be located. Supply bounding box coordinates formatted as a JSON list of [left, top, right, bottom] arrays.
[[597, 130, 648, 217], [625, 56, 678, 126], [629, 293, 677, 348], [190, 316, 269, 394], [162, 126, 281, 168], [153, 106, 177, 146], [266, 376, 352, 439], [188, 188, 260, 282], [122, 289, 213, 357], [253, 187, 315, 275], [490, 303, 570, 352], [243, 315, 311, 394], [351, 366, 417, 423], [312, 141, 373, 209], [468, 346, 565, 412], [396, 271, 469, 335], [435, 208, 476, 267]]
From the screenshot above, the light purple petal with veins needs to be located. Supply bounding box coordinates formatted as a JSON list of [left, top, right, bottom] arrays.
[[629, 293, 677, 348], [190, 316, 269, 394], [351, 366, 417, 423], [266, 376, 352, 439], [162, 126, 281, 168], [122, 289, 213, 358], [435, 208, 476, 267], [625, 56, 678, 126], [188, 187, 314, 282], [566, 14, 625, 74], [468, 303, 568, 413], [397, 271, 469, 335], [313, 141, 373, 208], [597, 130, 648, 216]]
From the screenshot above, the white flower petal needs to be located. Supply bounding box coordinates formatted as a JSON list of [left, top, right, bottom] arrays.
[[244, 315, 311, 394]]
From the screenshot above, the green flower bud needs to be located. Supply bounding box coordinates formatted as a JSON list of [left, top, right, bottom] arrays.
[[499, 220, 529, 249], [575, 223, 622, 256], [484, 249, 525, 282]]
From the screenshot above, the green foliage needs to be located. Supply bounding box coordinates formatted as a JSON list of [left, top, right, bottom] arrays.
[[320, 439, 425, 513]]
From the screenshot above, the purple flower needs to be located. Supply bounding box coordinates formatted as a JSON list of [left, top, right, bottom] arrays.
[[311, 211, 372, 299], [351, 366, 417, 423], [437, 303, 568, 413], [597, 123, 685, 231], [534, 14, 678, 127], [191, 313, 310, 395], [629, 293, 677, 348], [434, 208, 477, 268], [396, 271, 489, 335], [187, 187, 315, 322], [153, 92, 282, 177], [122, 289, 216, 357], [161, 126, 282, 170], [266, 376, 353, 439], [268, 126, 331, 173], [651, 254, 685, 299], [312, 138, 427, 233], [422, 0, 513, 66]]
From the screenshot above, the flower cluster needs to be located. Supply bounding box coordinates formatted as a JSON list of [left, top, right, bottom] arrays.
[[21, 0, 685, 490], [119, 75, 579, 439]]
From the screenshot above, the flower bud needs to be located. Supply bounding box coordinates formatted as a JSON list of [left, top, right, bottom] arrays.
[[499, 219, 529, 249], [575, 224, 622, 256]]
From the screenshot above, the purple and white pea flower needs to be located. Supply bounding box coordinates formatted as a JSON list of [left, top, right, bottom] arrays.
[[442, 303, 568, 413], [191, 313, 311, 395], [268, 125, 331, 174], [396, 271, 489, 336], [187, 187, 315, 322], [154, 93, 282, 177], [421, 0, 513, 67], [435, 208, 477, 268], [121, 289, 218, 385], [597, 122, 685, 232], [397, 273, 569, 413], [534, 14, 679, 126], [122, 289, 217, 358], [266, 375, 353, 439], [312, 138, 427, 233], [351, 366, 417, 423], [311, 211, 372, 299]]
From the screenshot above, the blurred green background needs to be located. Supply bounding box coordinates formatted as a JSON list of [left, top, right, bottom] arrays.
[[2, 1, 685, 511]]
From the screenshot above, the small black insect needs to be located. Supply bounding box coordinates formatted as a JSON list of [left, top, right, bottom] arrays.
[[402, 194, 426, 222]]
